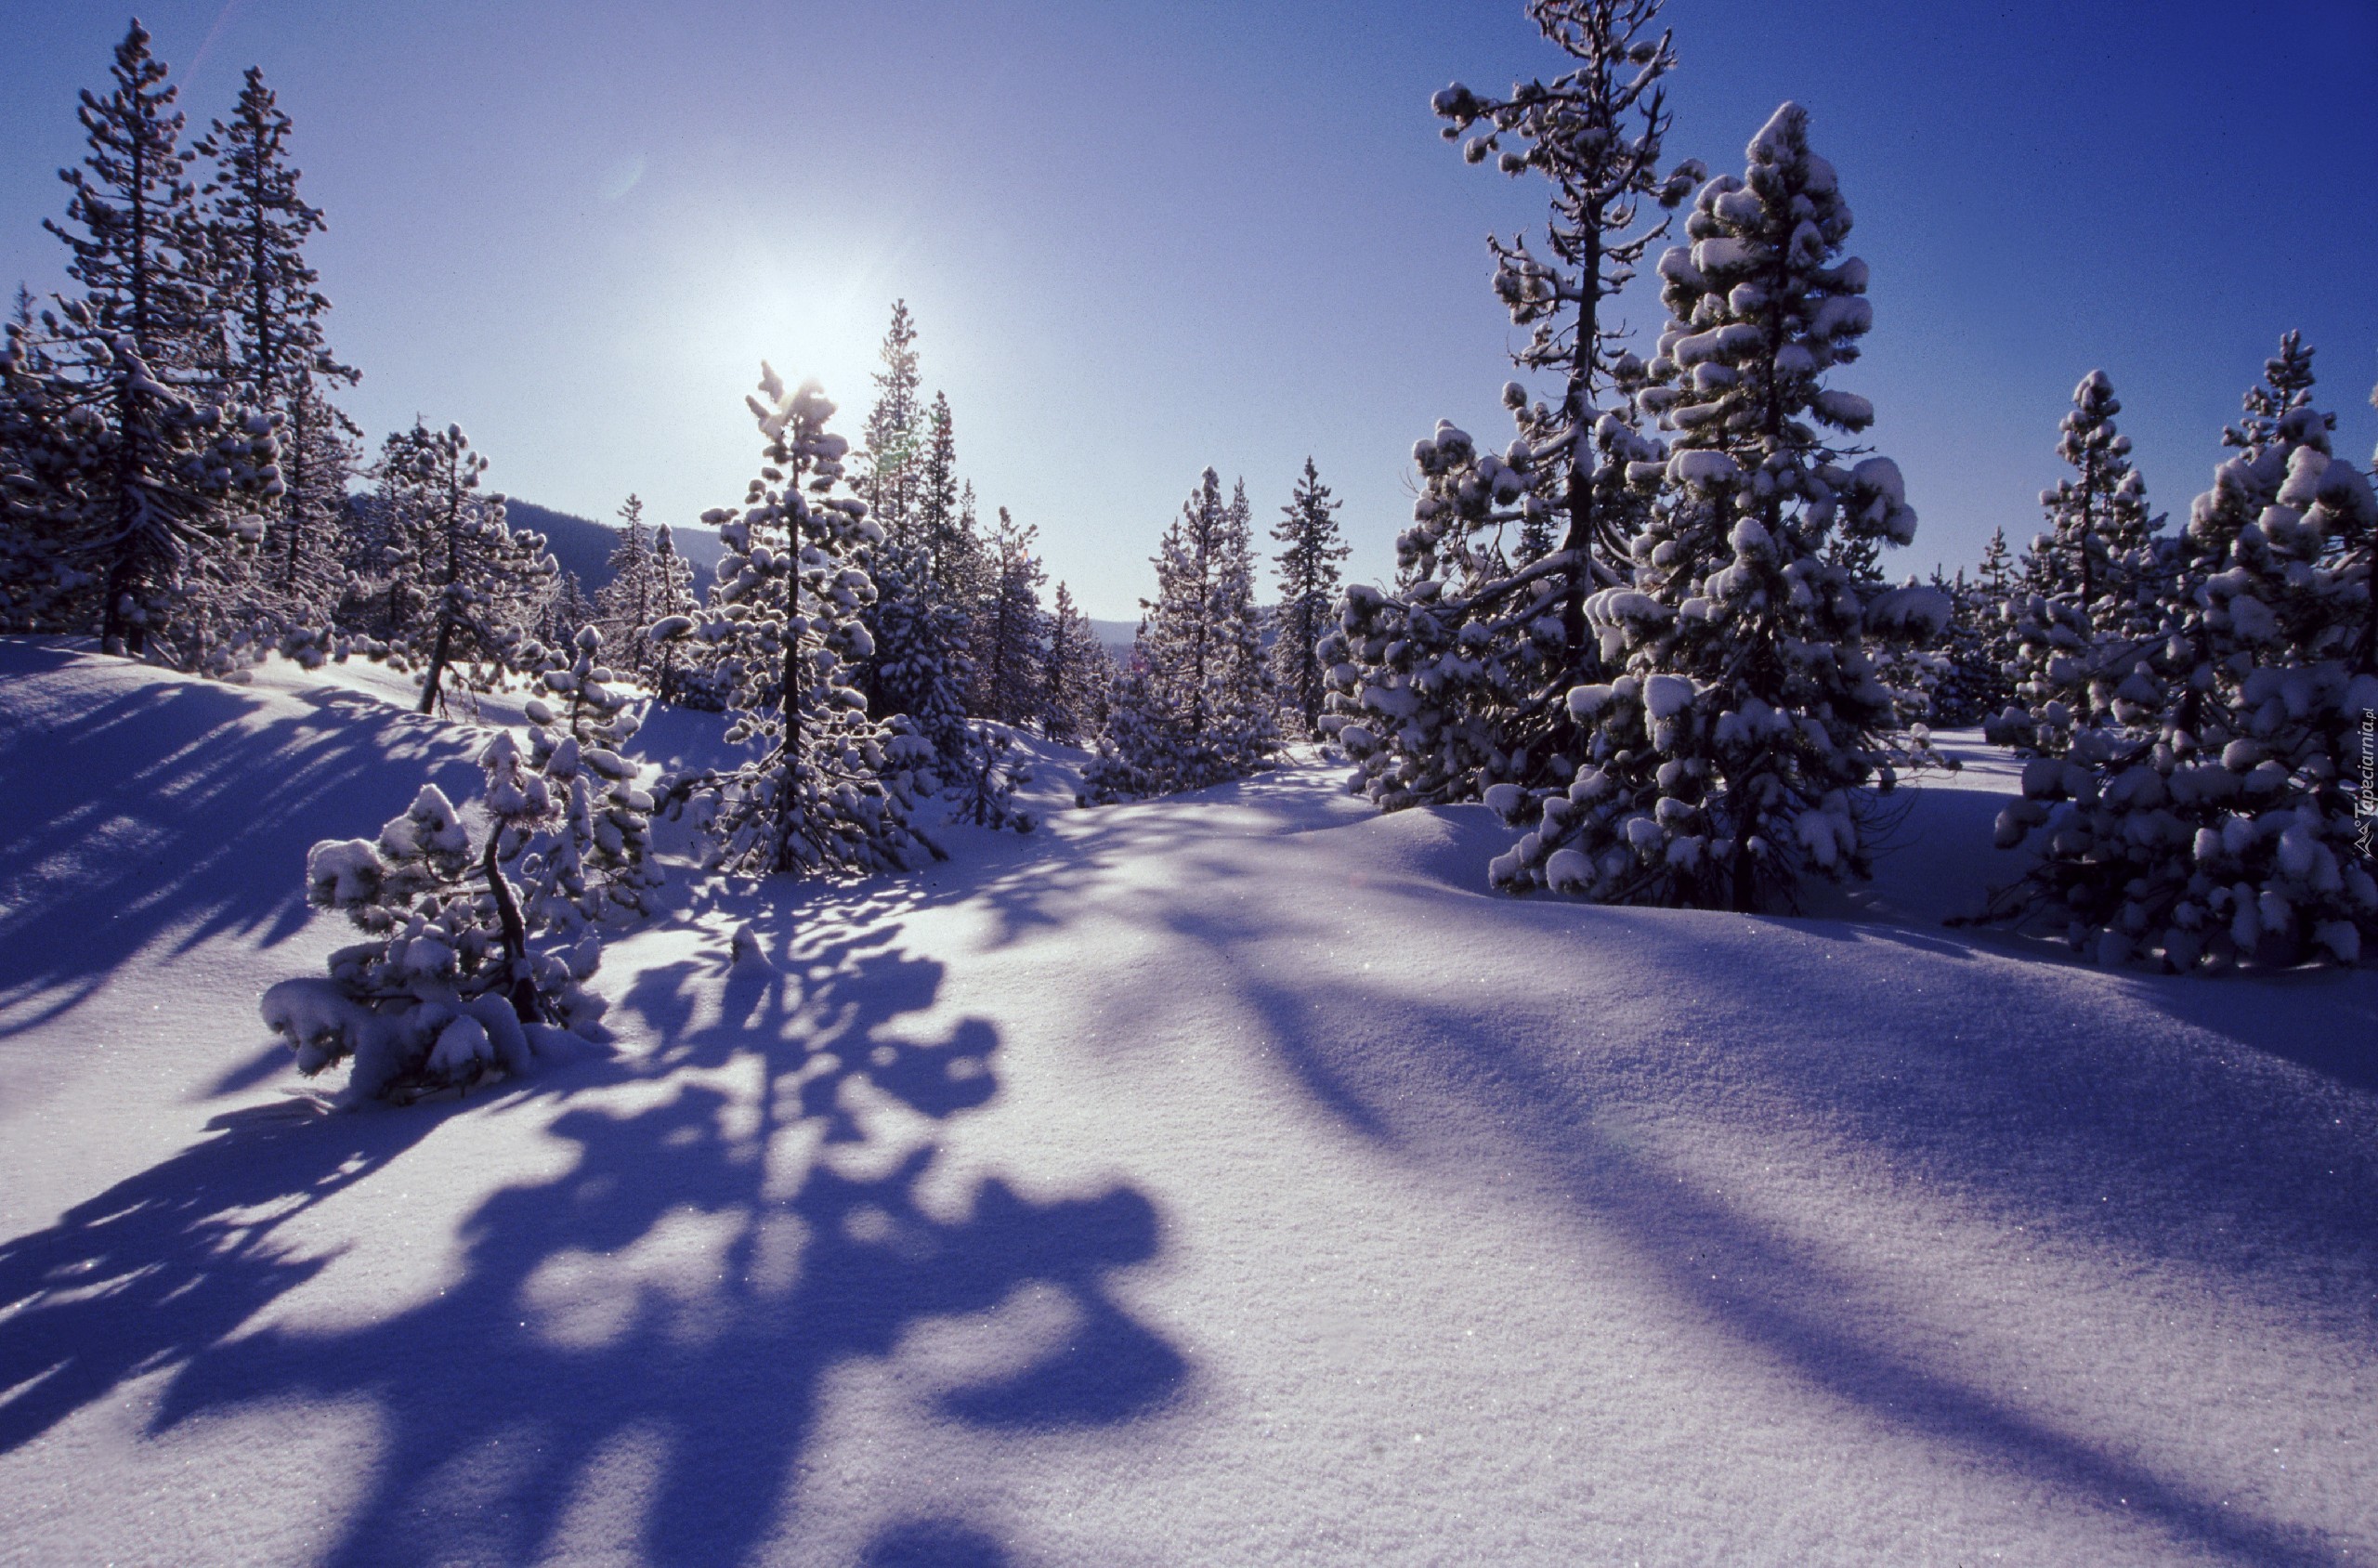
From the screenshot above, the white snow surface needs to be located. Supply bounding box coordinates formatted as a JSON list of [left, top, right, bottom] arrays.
[[2, 640, 2375, 1567]]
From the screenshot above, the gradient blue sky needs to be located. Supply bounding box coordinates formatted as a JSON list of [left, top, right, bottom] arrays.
[[4, 0, 2372, 619]]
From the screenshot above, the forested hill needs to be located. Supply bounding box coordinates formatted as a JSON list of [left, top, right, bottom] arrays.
[[498, 499, 725, 598]]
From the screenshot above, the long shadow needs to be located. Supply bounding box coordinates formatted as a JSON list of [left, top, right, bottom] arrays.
[[1235, 960, 2366, 1564], [0, 644, 483, 1038], [139, 899, 1182, 1566], [0, 1097, 438, 1455], [913, 763, 1375, 956], [1134, 865, 2374, 1566]]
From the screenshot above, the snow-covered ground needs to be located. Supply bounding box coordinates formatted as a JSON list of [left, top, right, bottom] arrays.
[[2, 638, 2374, 1567]]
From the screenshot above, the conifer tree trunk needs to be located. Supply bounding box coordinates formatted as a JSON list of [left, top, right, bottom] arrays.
[[776, 602, 803, 872], [281, 393, 308, 593], [1554, 222, 1605, 667], [416, 464, 464, 712], [479, 830, 542, 1024]]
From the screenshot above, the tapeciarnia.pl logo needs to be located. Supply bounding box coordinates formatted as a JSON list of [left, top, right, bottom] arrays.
[[2359, 708, 2376, 856]]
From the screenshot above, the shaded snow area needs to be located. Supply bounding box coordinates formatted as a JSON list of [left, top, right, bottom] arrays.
[[3, 638, 2375, 1568]]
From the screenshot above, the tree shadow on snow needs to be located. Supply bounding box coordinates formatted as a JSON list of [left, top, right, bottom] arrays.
[[1160, 886, 2375, 1568], [0, 1095, 438, 1457], [128, 895, 1183, 1565], [0, 645, 483, 1039]]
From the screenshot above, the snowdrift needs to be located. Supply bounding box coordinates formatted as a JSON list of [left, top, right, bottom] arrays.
[[2, 640, 2374, 1567]]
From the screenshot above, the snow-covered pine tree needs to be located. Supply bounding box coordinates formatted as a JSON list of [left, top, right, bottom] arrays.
[[859, 523, 1031, 834], [975, 504, 1048, 725], [858, 300, 923, 546], [845, 364, 1025, 826], [0, 311, 100, 631], [343, 432, 427, 655], [1039, 581, 1110, 745], [1985, 372, 2165, 753], [1324, 0, 1702, 809], [1077, 664, 1181, 804], [540, 568, 596, 649], [594, 493, 657, 676], [264, 726, 647, 1102], [528, 624, 638, 751], [913, 392, 974, 599], [1270, 456, 1350, 738], [863, 533, 973, 761], [381, 422, 554, 713], [523, 624, 665, 917], [640, 520, 700, 703], [2226, 330, 2318, 455], [1980, 341, 2378, 968], [1212, 477, 1280, 760], [1489, 100, 1931, 912], [848, 306, 970, 763], [1928, 566, 2012, 727], [1080, 468, 1279, 802], [22, 21, 280, 661], [686, 366, 936, 876], [195, 65, 359, 636]]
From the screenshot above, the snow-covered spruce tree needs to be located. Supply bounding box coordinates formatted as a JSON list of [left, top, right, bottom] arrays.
[[1489, 101, 1932, 911], [264, 728, 647, 1102], [341, 431, 429, 656], [195, 65, 359, 638], [638, 521, 700, 704], [1980, 345, 2378, 968], [1270, 456, 1350, 738], [850, 306, 967, 749], [863, 533, 972, 757], [857, 300, 923, 545], [0, 316, 103, 631], [382, 422, 555, 714], [594, 494, 656, 676], [913, 392, 984, 607], [1080, 469, 1279, 803], [25, 21, 281, 661], [523, 625, 665, 917], [686, 366, 937, 876], [528, 624, 639, 752], [1212, 478, 1280, 757], [1039, 581, 1111, 745], [1984, 372, 2165, 753], [540, 569, 597, 649], [845, 362, 1026, 829], [1324, 0, 1702, 809], [975, 504, 1048, 725], [1927, 566, 2011, 727]]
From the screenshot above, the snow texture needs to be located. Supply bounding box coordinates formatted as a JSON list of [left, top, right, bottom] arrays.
[[0, 641, 2374, 1567]]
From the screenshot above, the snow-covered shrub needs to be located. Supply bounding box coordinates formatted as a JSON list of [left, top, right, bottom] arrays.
[[263, 729, 653, 1102], [526, 625, 638, 753]]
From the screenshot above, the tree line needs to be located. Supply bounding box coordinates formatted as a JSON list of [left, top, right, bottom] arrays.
[[1309, 0, 2373, 970]]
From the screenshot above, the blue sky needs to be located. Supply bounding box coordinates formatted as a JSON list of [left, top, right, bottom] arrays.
[[3, 0, 2372, 619]]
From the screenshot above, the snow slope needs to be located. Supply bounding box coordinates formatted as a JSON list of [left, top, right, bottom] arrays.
[[2, 640, 2374, 1567]]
